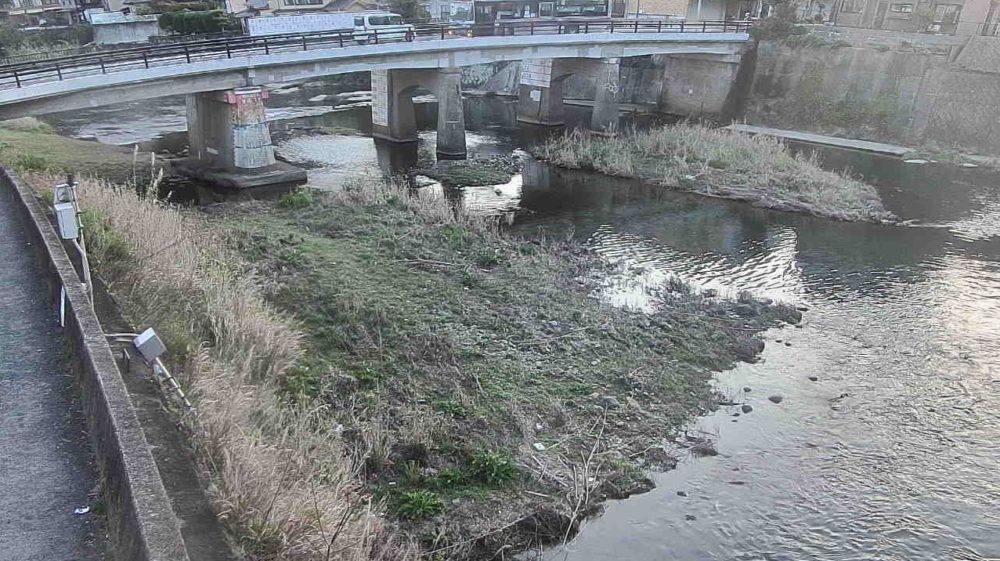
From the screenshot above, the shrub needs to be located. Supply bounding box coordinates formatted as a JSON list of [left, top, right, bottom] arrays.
[[469, 451, 518, 486], [396, 490, 443, 519], [158, 10, 238, 35]]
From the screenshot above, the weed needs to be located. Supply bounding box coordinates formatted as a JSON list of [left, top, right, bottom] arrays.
[[16, 154, 48, 171], [440, 224, 468, 248], [396, 490, 443, 519], [469, 451, 518, 486], [401, 460, 423, 485], [276, 188, 315, 210], [433, 399, 468, 418], [429, 467, 469, 489], [474, 249, 501, 268]]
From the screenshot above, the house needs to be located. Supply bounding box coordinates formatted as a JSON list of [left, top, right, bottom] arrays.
[[0, 0, 79, 25], [831, 0, 998, 35]]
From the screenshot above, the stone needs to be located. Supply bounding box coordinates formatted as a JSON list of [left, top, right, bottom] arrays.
[[741, 404, 753, 413], [768, 395, 784, 404], [685, 514, 697, 521], [601, 395, 621, 409], [676, 490, 688, 497], [808, 375, 818, 381], [784, 341, 792, 346], [743, 386, 752, 393]]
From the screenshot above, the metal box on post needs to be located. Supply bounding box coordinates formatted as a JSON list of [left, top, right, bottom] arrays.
[[54, 202, 79, 240], [133, 328, 167, 363]]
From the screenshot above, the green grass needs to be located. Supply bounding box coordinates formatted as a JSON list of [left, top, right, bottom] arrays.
[[219, 177, 800, 548], [541, 124, 896, 222], [276, 188, 315, 210], [0, 122, 150, 182]]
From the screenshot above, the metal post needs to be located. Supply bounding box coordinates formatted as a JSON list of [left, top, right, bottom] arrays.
[[184, 45, 191, 62], [441, 25, 446, 39], [610, 20, 615, 32], [226, 42, 231, 58], [585, 21, 589, 33], [680, 20, 685, 32], [658, 20, 662, 32], [634, 19, 639, 32], [702, 20, 707, 32], [302, 35, 308, 50], [530, 21, 534, 34], [13, 70, 20, 88], [263, 38, 269, 54], [339, 32, 344, 47], [55, 62, 62, 80], [99, 57, 105, 73], [142, 52, 149, 68], [374, 29, 379, 44]]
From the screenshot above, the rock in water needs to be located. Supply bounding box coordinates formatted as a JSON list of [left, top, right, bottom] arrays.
[[741, 404, 753, 413], [768, 395, 784, 404]]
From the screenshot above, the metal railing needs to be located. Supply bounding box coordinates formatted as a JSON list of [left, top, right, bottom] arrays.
[[0, 19, 751, 91]]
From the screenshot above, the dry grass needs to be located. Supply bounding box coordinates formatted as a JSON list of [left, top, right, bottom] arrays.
[[541, 124, 896, 222], [26, 172, 409, 561]]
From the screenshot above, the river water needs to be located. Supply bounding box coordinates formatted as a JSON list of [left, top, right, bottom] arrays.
[[43, 78, 1000, 561]]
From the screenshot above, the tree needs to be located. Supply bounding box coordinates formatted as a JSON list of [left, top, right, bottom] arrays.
[[389, 0, 429, 22]]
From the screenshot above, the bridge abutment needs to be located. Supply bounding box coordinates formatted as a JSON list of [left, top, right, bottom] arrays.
[[179, 87, 306, 191], [517, 58, 621, 132], [371, 67, 467, 158]]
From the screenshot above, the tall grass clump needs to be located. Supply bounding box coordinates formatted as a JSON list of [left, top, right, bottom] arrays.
[[541, 124, 896, 222], [25, 172, 412, 561]]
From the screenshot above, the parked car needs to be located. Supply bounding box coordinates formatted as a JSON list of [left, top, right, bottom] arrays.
[[353, 13, 413, 44]]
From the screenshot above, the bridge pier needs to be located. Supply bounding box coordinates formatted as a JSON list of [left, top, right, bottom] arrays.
[[371, 67, 467, 158], [179, 87, 306, 190], [517, 58, 621, 132]]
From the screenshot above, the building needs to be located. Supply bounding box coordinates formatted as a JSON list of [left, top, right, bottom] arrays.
[[683, 0, 773, 20], [831, 0, 998, 35], [0, 0, 79, 25], [226, 0, 378, 16]]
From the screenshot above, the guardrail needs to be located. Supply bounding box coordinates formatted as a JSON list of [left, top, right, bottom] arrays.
[[0, 19, 751, 91]]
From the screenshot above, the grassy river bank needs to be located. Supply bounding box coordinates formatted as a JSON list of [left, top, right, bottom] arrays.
[[9, 123, 800, 560], [541, 124, 897, 223]]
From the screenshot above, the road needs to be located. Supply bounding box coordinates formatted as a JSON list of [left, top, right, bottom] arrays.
[[0, 189, 106, 560]]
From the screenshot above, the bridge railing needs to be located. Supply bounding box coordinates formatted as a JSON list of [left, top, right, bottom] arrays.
[[0, 20, 751, 91]]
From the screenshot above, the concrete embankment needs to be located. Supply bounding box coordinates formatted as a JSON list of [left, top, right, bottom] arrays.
[[746, 32, 1000, 156], [0, 167, 190, 561]]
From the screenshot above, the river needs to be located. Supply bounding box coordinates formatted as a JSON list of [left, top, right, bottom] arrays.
[[42, 77, 1000, 561]]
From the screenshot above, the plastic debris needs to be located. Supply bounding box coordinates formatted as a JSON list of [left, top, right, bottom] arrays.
[[903, 159, 929, 164], [532, 442, 546, 451], [74, 506, 90, 515]]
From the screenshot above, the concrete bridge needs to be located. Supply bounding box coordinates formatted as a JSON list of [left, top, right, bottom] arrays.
[[0, 22, 751, 185]]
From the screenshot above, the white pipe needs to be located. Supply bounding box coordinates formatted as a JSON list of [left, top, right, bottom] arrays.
[[153, 356, 193, 411]]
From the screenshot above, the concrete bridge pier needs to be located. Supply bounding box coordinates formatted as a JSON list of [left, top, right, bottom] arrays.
[[371, 67, 467, 158], [179, 87, 306, 190], [517, 58, 621, 132]]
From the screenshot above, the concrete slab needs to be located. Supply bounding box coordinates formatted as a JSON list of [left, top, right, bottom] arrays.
[[724, 124, 914, 156], [172, 158, 307, 191]]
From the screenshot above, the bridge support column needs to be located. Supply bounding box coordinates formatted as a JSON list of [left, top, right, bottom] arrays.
[[517, 58, 622, 131], [517, 60, 565, 126], [590, 58, 621, 132], [435, 68, 467, 159], [371, 67, 467, 158], [186, 87, 276, 170], [180, 87, 305, 190]]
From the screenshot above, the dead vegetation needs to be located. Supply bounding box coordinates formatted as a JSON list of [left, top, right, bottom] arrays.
[[24, 168, 799, 560], [540, 123, 896, 222]]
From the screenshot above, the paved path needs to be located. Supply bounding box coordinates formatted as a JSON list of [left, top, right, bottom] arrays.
[[0, 189, 106, 560], [724, 124, 914, 156]]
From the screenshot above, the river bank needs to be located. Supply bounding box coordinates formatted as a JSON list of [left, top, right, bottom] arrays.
[[540, 124, 896, 223], [13, 129, 800, 558]]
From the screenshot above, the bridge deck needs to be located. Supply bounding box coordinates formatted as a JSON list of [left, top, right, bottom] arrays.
[[0, 188, 105, 560]]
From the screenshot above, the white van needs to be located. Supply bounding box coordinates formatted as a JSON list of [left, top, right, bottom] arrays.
[[353, 12, 413, 44]]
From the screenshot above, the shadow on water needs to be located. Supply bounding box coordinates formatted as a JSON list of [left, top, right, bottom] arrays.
[[42, 83, 1000, 561]]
